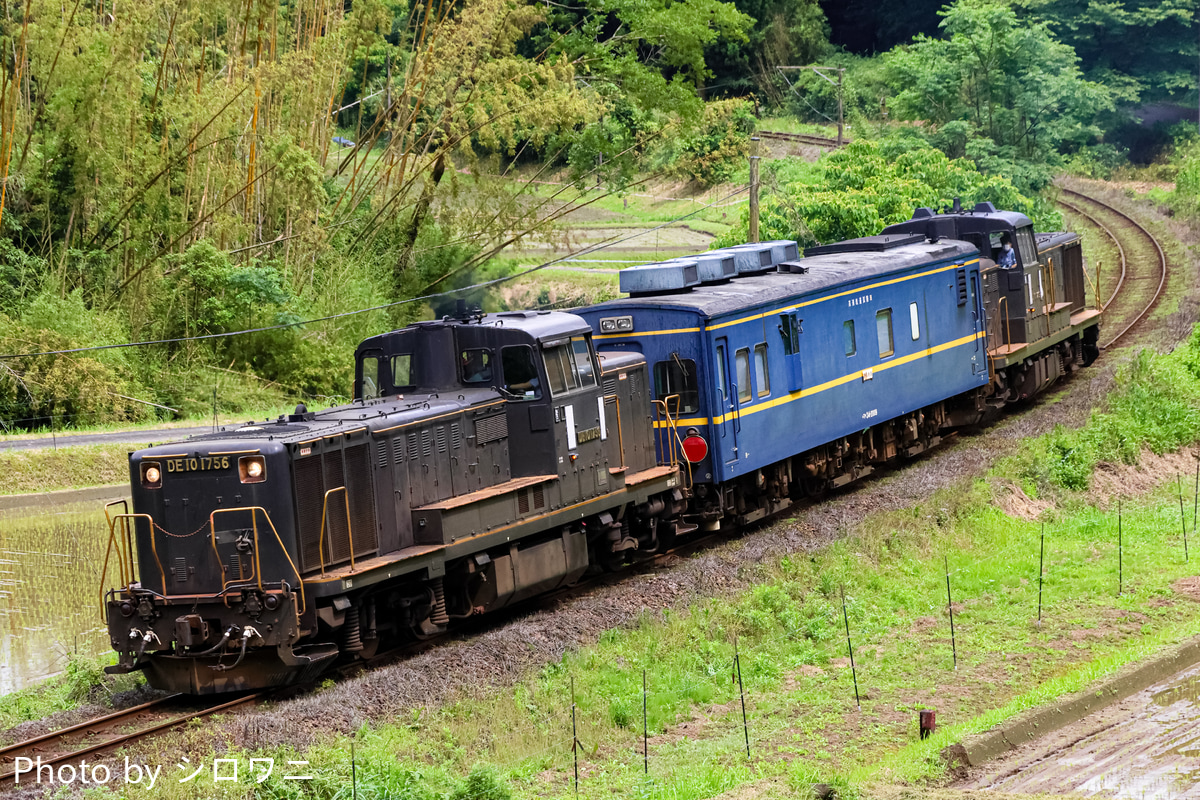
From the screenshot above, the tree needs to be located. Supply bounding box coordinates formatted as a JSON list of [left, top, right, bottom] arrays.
[[1014, 0, 1198, 106], [884, 0, 1112, 161]]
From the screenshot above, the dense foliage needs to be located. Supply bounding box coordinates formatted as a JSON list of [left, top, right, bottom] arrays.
[[713, 137, 1057, 248]]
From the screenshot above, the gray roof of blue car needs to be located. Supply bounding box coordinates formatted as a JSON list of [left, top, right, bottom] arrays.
[[586, 239, 978, 320]]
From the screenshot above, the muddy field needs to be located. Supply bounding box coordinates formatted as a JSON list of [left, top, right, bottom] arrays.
[[960, 663, 1200, 797]]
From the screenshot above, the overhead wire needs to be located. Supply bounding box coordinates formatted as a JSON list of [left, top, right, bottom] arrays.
[[0, 185, 749, 361]]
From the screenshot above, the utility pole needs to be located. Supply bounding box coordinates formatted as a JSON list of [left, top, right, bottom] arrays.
[[776, 65, 847, 146], [749, 137, 760, 243]]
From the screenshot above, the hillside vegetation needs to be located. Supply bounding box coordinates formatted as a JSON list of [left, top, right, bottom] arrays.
[[0, 0, 1190, 430]]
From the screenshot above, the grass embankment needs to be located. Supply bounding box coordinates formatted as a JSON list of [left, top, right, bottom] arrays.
[[117, 330, 1200, 800], [0, 445, 131, 495], [0, 653, 141, 737]]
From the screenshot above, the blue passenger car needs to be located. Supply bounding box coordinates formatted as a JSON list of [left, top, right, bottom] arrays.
[[577, 235, 987, 502]]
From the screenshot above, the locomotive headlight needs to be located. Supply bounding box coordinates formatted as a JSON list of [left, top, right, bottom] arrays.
[[141, 461, 163, 489], [239, 456, 267, 483]]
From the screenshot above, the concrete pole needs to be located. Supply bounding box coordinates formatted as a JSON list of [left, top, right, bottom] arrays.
[[749, 137, 760, 243]]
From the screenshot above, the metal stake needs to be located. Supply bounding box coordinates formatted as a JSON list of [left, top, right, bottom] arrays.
[[734, 638, 750, 759], [1181, 475, 1190, 563], [1038, 524, 1045, 626], [571, 676, 579, 798], [1118, 499, 1123, 596], [642, 668, 648, 775], [841, 585, 860, 709], [351, 740, 357, 800], [945, 556, 957, 670]]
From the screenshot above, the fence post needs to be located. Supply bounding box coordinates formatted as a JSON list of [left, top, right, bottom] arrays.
[[734, 638, 750, 759], [571, 676, 579, 798], [945, 556, 957, 670], [1180, 475, 1190, 563], [1118, 499, 1123, 597], [841, 585, 860, 709], [1038, 524, 1045, 626], [642, 668, 648, 775]]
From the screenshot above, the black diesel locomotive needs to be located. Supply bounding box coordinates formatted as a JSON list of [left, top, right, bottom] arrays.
[[103, 203, 1100, 694], [104, 310, 684, 693]]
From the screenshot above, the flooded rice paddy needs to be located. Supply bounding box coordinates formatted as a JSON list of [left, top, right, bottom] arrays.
[[985, 663, 1200, 798], [0, 504, 120, 693]]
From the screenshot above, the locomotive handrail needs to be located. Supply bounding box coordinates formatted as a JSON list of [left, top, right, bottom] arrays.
[[100, 500, 135, 621], [101, 512, 163, 620], [652, 395, 692, 490], [317, 486, 355, 576], [208, 506, 306, 616]]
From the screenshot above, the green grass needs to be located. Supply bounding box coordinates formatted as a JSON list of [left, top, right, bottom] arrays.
[[119, 479, 1200, 800], [0, 652, 142, 736], [0, 444, 131, 494]]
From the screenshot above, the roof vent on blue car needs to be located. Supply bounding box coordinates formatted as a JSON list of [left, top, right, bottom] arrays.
[[710, 239, 798, 275], [619, 260, 700, 296], [662, 252, 736, 284], [804, 234, 926, 256]]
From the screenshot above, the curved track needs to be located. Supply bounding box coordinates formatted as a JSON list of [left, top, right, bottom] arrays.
[[0, 692, 261, 785], [1056, 188, 1168, 349], [756, 130, 844, 148]]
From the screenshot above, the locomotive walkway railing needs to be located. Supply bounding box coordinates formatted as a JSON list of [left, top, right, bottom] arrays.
[[100, 501, 306, 621], [652, 395, 692, 490], [317, 486, 356, 575]]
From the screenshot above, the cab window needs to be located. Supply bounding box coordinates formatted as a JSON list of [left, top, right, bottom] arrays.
[[359, 355, 381, 399], [571, 336, 596, 387], [1015, 225, 1038, 265], [502, 345, 541, 400], [460, 348, 493, 384], [391, 354, 414, 389], [654, 357, 699, 414], [542, 343, 579, 395]]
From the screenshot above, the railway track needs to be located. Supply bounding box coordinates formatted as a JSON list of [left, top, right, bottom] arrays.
[[1055, 187, 1168, 349], [0, 692, 261, 785], [756, 130, 845, 148]]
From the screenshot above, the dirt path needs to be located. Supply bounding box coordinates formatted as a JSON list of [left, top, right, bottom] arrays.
[[958, 663, 1200, 797]]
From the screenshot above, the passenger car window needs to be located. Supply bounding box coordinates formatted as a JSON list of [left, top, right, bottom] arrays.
[[753, 344, 769, 397], [843, 320, 856, 356], [909, 303, 920, 341], [735, 348, 751, 403], [876, 309, 894, 358], [460, 349, 493, 383], [715, 345, 727, 400], [359, 356, 381, 399], [502, 345, 541, 399], [654, 357, 699, 414], [571, 336, 596, 387], [542, 343, 579, 395], [391, 354, 413, 388]]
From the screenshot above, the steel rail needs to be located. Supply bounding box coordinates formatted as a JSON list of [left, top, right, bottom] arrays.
[[1058, 187, 1167, 348], [0, 693, 261, 783]]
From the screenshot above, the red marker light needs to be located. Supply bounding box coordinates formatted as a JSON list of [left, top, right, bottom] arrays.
[[681, 435, 708, 463]]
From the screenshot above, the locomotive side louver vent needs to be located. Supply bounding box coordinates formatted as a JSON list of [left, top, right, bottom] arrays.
[[393, 437, 404, 464], [175, 557, 188, 583], [343, 444, 379, 556], [436, 426, 447, 454], [451, 423, 462, 449], [421, 430, 433, 458], [956, 267, 968, 306], [227, 554, 240, 580], [533, 483, 545, 509], [293, 447, 379, 574], [377, 442, 389, 469], [603, 377, 617, 395], [518, 489, 530, 514], [630, 371, 642, 396], [408, 433, 418, 461], [476, 412, 508, 445], [294, 456, 325, 572]]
